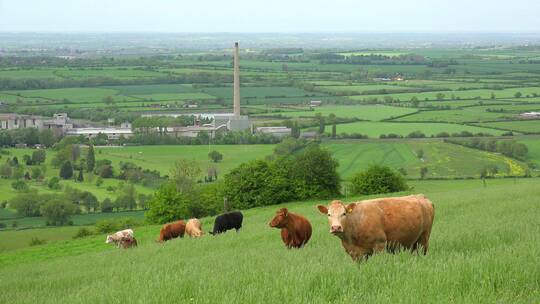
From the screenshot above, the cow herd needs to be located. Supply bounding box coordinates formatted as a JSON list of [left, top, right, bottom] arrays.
[[105, 194, 435, 262]]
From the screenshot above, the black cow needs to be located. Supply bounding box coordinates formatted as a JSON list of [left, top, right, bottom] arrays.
[[210, 211, 243, 235]]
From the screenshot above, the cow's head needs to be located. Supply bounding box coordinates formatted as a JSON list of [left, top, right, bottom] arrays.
[[269, 208, 289, 228], [105, 235, 114, 244], [317, 200, 356, 235]]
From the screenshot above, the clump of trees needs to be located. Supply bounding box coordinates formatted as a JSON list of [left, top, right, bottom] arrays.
[[350, 165, 408, 195], [445, 138, 528, 160]]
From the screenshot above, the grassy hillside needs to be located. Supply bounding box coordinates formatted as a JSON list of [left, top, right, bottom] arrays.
[[0, 178, 538, 303]]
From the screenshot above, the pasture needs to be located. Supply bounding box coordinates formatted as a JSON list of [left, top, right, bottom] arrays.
[[0, 178, 538, 303], [327, 140, 526, 179], [474, 120, 540, 134], [330, 121, 506, 137], [259, 105, 417, 121]]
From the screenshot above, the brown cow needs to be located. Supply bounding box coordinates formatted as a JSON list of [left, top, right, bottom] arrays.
[[317, 194, 434, 261], [269, 208, 312, 249], [186, 218, 203, 238], [159, 220, 186, 242]]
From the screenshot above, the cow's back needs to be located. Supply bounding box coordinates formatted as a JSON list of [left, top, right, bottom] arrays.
[[374, 196, 428, 249]]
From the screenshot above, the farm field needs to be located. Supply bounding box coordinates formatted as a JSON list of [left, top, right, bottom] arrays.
[[259, 105, 417, 121], [392, 107, 516, 123], [519, 137, 540, 168], [0, 178, 538, 303], [326, 141, 526, 179], [330, 121, 506, 137], [474, 120, 540, 134], [95, 144, 276, 175]]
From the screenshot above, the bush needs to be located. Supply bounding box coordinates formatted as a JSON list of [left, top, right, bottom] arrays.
[[47, 177, 61, 190], [29, 237, 46, 246], [223, 144, 340, 209], [350, 165, 408, 195], [0, 223, 6, 229], [145, 183, 191, 224], [40, 199, 79, 226], [95, 217, 142, 234], [73, 227, 94, 239], [100, 198, 114, 212], [11, 180, 29, 192]]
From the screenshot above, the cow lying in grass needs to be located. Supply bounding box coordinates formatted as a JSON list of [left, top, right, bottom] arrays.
[[105, 229, 134, 248], [317, 194, 435, 261]]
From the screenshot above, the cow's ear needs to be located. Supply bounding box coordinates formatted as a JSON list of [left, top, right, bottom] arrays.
[[346, 203, 356, 214], [281, 208, 288, 216], [317, 205, 328, 215]]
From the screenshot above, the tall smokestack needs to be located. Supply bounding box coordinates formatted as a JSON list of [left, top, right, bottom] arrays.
[[233, 42, 240, 117]]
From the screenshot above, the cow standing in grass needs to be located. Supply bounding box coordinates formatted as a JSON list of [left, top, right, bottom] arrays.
[[317, 194, 434, 261], [186, 218, 203, 238], [159, 220, 186, 242], [106, 229, 134, 248], [269, 208, 312, 249], [210, 212, 243, 235]]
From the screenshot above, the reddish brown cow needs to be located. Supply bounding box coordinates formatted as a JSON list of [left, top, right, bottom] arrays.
[[159, 220, 186, 242], [317, 194, 434, 261], [269, 208, 312, 248]]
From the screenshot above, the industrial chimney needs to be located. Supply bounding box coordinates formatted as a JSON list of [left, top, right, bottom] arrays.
[[233, 42, 241, 117]]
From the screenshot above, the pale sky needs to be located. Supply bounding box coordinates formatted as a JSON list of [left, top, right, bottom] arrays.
[[0, 0, 539, 33]]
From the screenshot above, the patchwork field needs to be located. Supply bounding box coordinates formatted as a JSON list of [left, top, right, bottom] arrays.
[[0, 179, 538, 303]]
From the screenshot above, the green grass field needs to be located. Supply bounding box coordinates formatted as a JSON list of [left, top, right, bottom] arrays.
[[259, 105, 417, 121], [96, 145, 276, 175], [326, 141, 525, 179], [0, 178, 538, 303], [520, 138, 540, 168], [474, 120, 540, 133], [329, 121, 505, 137]]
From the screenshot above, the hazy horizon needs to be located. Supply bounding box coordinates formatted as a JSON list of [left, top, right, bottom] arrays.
[[1, 0, 539, 33]]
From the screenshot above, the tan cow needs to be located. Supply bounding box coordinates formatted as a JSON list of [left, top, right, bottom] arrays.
[[317, 194, 434, 261], [186, 218, 203, 238]]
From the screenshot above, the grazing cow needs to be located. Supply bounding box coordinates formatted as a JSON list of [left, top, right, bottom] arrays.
[[159, 220, 186, 242], [317, 194, 435, 261], [186, 218, 203, 238], [269, 208, 312, 248], [106, 229, 134, 248], [119, 235, 138, 249], [210, 211, 243, 235]]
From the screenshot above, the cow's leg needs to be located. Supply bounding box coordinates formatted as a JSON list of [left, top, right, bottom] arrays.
[[418, 231, 431, 255]]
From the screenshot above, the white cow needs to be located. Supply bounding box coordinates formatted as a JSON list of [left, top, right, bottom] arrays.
[[105, 229, 134, 247]]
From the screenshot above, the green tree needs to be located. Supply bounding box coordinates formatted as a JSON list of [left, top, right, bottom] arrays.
[[31, 150, 46, 164], [81, 192, 98, 213], [76, 169, 84, 182], [514, 92, 522, 98], [169, 159, 201, 194], [208, 150, 223, 163], [86, 145, 95, 172], [145, 183, 191, 224], [328, 113, 337, 139], [351, 165, 408, 195], [48, 177, 61, 190], [420, 167, 428, 179], [100, 198, 114, 213], [96, 177, 104, 187], [40, 199, 78, 226], [10, 191, 42, 216], [315, 113, 325, 134], [59, 161, 73, 180]]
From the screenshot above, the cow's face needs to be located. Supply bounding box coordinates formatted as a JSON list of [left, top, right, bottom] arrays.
[[269, 208, 288, 228], [105, 235, 113, 244], [317, 201, 356, 235]]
